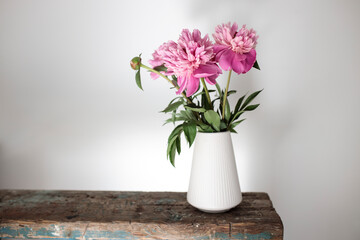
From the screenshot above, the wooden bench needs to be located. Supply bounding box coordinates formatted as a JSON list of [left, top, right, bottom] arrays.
[[0, 190, 283, 239]]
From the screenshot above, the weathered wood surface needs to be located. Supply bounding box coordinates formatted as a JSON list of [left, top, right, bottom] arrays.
[[0, 191, 283, 239]]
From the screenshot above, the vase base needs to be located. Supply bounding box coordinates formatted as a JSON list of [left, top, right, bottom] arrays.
[[196, 207, 233, 213], [187, 197, 242, 214]]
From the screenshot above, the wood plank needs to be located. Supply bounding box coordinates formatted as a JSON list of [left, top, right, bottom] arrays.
[[0, 190, 283, 239]]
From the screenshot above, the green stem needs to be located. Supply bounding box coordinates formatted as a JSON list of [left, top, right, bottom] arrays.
[[140, 64, 174, 87], [222, 70, 232, 119], [140, 63, 191, 104], [200, 78, 213, 109]]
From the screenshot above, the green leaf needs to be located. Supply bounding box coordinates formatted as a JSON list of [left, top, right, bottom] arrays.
[[168, 124, 183, 144], [212, 90, 234, 112], [225, 99, 231, 122], [135, 70, 143, 90], [215, 83, 222, 97], [231, 110, 245, 122], [220, 121, 227, 131], [200, 88, 211, 110], [168, 96, 183, 106], [211, 96, 221, 105], [192, 90, 215, 99], [192, 91, 204, 99], [204, 110, 221, 131], [179, 110, 196, 121], [167, 135, 177, 156], [231, 119, 246, 129], [167, 125, 183, 167], [240, 89, 263, 111], [183, 123, 197, 147], [197, 123, 213, 132], [163, 115, 188, 126], [171, 110, 176, 124], [161, 101, 183, 113], [163, 118, 174, 126], [227, 90, 237, 96], [184, 106, 206, 113], [169, 142, 176, 167], [179, 110, 190, 121], [234, 95, 246, 113], [175, 137, 181, 154], [253, 60, 260, 70], [153, 65, 167, 72], [166, 136, 175, 160], [243, 104, 260, 111], [228, 127, 237, 133]]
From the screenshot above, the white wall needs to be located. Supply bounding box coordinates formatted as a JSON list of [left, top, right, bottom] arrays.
[[1, 0, 359, 239]]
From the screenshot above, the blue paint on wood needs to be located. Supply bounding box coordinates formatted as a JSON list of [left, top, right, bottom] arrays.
[[155, 198, 177, 204], [1, 226, 272, 239], [0, 227, 17, 238], [193, 236, 210, 240], [1, 225, 82, 239], [1, 225, 135, 239], [1, 238, 78, 240], [84, 230, 138, 239], [215, 232, 272, 239], [235, 232, 272, 239], [117, 193, 137, 199]]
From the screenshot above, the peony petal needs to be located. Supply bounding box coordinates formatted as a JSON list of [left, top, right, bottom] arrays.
[[209, 62, 223, 75], [230, 22, 239, 36], [195, 46, 205, 58], [243, 49, 257, 73], [213, 45, 229, 54], [193, 64, 221, 78], [219, 49, 235, 71], [149, 59, 163, 67], [214, 49, 226, 62], [150, 72, 159, 80], [205, 75, 218, 85], [213, 45, 229, 62], [176, 76, 187, 95], [185, 76, 200, 97], [192, 29, 201, 42], [231, 53, 246, 74]]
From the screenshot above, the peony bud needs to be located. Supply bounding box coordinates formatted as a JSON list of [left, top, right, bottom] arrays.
[[130, 57, 141, 70]]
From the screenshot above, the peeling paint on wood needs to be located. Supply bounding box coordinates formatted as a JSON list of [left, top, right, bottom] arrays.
[[0, 191, 283, 239]]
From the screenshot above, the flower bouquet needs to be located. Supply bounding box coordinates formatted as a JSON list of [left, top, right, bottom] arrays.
[[130, 22, 261, 167]]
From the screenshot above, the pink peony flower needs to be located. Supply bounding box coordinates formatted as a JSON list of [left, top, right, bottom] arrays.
[[148, 42, 174, 80], [149, 29, 222, 97], [213, 23, 258, 74]]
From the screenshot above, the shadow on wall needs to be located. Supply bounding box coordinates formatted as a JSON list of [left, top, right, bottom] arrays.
[[183, 0, 296, 192]]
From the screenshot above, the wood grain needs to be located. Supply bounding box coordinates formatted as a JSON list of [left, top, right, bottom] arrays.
[[0, 190, 283, 239]]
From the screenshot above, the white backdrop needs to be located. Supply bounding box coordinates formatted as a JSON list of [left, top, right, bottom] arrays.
[[1, 0, 360, 239]]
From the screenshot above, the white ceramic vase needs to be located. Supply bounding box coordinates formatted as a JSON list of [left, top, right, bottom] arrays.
[[187, 131, 242, 213]]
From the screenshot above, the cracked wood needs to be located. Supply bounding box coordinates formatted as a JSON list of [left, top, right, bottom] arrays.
[[0, 191, 283, 239]]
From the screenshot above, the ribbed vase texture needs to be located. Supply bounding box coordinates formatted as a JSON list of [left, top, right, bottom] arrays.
[[187, 131, 242, 213]]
